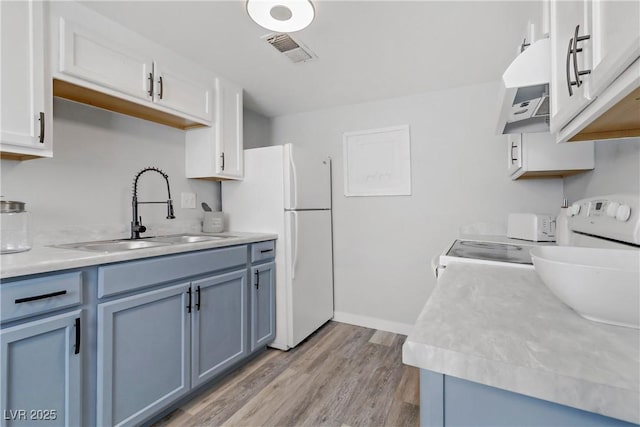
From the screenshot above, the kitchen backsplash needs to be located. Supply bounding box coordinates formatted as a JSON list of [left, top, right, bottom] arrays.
[[564, 138, 640, 202], [0, 98, 219, 244], [28, 219, 203, 247]]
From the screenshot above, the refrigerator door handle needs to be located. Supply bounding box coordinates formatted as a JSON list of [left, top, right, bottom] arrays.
[[291, 211, 298, 279], [289, 149, 298, 209]]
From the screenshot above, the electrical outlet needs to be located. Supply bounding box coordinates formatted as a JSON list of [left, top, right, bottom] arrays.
[[181, 192, 196, 209]]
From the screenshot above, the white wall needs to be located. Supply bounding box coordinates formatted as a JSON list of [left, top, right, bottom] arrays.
[[243, 108, 272, 149], [564, 138, 640, 202], [271, 81, 564, 332], [0, 98, 219, 244]]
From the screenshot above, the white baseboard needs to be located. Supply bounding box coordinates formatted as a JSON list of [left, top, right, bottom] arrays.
[[333, 311, 414, 336]]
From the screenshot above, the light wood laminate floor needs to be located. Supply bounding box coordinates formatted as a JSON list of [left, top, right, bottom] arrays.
[[152, 321, 419, 427]]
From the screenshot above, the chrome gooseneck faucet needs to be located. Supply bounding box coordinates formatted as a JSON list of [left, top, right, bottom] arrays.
[[131, 167, 175, 239]]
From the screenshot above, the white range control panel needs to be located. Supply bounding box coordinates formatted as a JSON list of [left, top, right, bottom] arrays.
[[567, 194, 640, 245]]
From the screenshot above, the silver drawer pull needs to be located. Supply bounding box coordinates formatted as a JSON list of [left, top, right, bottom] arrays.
[[15, 290, 67, 304]]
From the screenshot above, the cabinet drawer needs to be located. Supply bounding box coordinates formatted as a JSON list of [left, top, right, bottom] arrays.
[[1, 272, 83, 323], [98, 245, 247, 298], [251, 241, 275, 263]]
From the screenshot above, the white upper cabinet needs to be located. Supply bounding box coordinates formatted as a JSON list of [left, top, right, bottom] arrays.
[[50, 2, 214, 129], [549, 0, 640, 141], [154, 62, 213, 123], [506, 133, 594, 180], [549, 0, 593, 134], [185, 78, 244, 181], [49, 1, 242, 179], [588, 1, 640, 97], [59, 18, 153, 102], [216, 78, 244, 179], [0, 0, 53, 160]]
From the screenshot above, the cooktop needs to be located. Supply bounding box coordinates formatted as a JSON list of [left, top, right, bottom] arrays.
[[446, 240, 533, 265]]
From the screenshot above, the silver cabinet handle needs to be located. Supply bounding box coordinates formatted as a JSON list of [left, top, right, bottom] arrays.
[[158, 76, 164, 99], [572, 25, 591, 88], [510, 142, 519, 164], [220, 152, 225, 171], [566, 38, 577, 96], [38, 112, 45, 143], [147, 72, 154, 97]]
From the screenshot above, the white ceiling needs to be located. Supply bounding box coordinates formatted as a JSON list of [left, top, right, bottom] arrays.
[[81, 1, 541, 118]]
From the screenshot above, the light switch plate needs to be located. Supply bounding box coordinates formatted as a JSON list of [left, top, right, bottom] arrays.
[[181, 192, 196, 209]]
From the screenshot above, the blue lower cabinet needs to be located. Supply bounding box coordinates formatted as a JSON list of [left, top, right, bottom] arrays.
[[96, 267, 257, 426], [97, 283, 191, 427], [1, 310, 82, 427], [2, 241, 276, 426], [420, 370, 638, 427], [251, 262, 275, 351], [191, 269, 248, 387]]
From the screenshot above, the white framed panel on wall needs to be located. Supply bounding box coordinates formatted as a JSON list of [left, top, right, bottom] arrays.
[[343, 125, 411, 197]]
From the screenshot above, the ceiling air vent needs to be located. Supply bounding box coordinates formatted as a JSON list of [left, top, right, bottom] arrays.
[[262, 33, 317, 64]]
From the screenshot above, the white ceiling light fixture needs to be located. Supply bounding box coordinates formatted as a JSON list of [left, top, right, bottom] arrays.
[[246, 0, 315, 33]]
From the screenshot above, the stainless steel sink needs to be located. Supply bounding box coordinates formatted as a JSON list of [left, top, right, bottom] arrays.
[[52, 234, 235, 253], [146, 234, 228, 244], [54, 239, 171, 253]]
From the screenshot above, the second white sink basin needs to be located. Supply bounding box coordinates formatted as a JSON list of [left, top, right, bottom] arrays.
[[530, 246, 640, 329]]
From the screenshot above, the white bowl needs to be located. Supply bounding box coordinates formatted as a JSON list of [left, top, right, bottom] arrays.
[[530, 246, 640, 329]]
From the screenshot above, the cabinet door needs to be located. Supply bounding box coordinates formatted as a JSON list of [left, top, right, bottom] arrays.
[[510, 133, 594, 179], [191, 269, 247, 388], [0, 0, 52, 159], [251, 262, 276, 352], [1, 310, 82, 427], [506, 134, 523, 177], [154, 62, 213, 123], [549, 0, 593, 133], [97, 283, 190, 427], [216, 78, 244, 179], [59, 17, 153, 102], [184, 77, 244, 180], [588, 0, 640, 96]]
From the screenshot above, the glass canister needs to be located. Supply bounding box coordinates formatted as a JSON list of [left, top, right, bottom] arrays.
[[0, 200, 31, 254]]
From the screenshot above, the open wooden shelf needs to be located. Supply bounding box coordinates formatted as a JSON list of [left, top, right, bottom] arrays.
[[53, 79, 207, 131]]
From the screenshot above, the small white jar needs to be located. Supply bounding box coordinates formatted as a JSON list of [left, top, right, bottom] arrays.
[[1, 200, 31, 254]]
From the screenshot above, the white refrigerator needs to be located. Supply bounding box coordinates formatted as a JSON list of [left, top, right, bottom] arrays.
[[221, 144, 334, 350]]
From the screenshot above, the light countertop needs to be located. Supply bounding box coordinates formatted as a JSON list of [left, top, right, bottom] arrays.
[[0, 232, 278, 280], [402, 261, 640, 424]]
